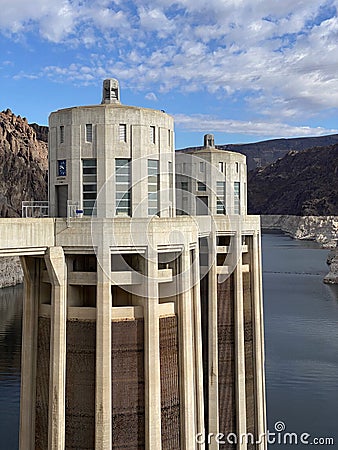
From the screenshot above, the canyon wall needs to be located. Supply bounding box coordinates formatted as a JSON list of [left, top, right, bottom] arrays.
[[0, 109, 47, 217], [0, 257, 23, 288], [261, 215, 338, 248]]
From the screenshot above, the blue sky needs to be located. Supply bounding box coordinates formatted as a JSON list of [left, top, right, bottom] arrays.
[[1, 0, 338, 148]]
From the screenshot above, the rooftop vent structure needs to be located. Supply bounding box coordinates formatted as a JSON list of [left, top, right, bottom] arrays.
[[101, 78, 120, 104], [204, 133, 214, 148]]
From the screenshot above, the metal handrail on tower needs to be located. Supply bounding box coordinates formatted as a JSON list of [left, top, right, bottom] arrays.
[[22, 201, 49, 218]]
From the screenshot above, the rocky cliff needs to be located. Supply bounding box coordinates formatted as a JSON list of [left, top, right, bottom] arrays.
[[324, 248, 338, 284], [0, 257, 23, 288], [0, 110, 48, 287], [248, 145, 338, 216], [261, 215, 338, 247], [29, 122, 48, 143], [0, 109, 48, 217]]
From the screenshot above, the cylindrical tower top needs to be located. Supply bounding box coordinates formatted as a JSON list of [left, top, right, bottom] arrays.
[[48, 79, 175, 219], [101, 78, 120, 104]]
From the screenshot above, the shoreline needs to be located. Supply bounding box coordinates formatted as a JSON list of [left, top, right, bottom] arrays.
[[261, 215, 338, 248], [261, 215, 338, 284]]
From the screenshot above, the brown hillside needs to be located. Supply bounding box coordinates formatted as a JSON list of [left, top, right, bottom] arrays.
[[248, 145, 338, 215]]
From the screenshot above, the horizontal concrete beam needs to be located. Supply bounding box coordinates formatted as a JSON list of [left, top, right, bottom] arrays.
[[0, 247, 48, 257], [0, 219, 55, 252]]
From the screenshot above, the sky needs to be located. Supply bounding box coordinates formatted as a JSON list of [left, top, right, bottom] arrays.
[[1, 0, 338, 148]]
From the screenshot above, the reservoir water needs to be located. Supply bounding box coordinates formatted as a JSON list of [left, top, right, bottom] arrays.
[[263, 233, 338, 448], [0, 233, 337, 448]]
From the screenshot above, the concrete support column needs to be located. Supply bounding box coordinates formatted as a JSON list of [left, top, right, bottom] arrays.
[[19, 257, 39, 450], [44, 247, 67, 450], [95, 245, 112, 449], [234, 234, 247, 450], [178, 248, 197, 450], [144, 248, 162, 450], [208, 233, 219, 450], [192, 247, 205, 449], [258, 231, 268, 442], [252, 232, 267, 449]]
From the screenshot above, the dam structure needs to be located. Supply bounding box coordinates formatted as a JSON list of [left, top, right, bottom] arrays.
[[0, 79, 266, 449]]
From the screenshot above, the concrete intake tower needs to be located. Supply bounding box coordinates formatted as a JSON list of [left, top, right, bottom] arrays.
[[2, 79, 267, 449]]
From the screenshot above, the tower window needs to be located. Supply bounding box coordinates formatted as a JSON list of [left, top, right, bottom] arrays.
[[115, 158, 131, 216], [217, 181, 225, 214], [150, 126, 156, 144], [168, 161, 173, 206], [60, 126, 64, 144], [219, 162, 224, 173], [234, 181, 240, 214], [82, 159, 97, 216], [197, 182, 206, 191], [148, 159, 159, 216], [119, 124, 127, 142], [85, 124, 93, 142]]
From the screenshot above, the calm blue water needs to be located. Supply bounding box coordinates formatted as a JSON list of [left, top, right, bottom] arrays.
[[0, 234, 337, 448], [263, 233, 338, 448]]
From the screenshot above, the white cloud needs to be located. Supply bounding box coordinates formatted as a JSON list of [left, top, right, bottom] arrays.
[[138, 7, 175, 37], [145, 92, 158, 101], [174, 113, 338, 138], [0, 0, 77, 39], [0, 0, 130, 42], [2, 0, 338, 126]]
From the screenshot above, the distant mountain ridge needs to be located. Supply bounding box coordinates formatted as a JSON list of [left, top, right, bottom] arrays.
[[178, 134, 338, 170]]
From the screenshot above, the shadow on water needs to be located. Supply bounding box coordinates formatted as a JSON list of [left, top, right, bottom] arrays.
[[0, 284, 23, 450]]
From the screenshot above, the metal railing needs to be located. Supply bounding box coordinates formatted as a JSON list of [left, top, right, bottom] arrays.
[[22, 201, 49, 218], [67, 201, 83, 219]]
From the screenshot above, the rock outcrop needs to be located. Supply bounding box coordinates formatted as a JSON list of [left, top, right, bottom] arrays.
[[261, 215, 338, 248], [0, 109, 48, 217], [324, 248, 338, 284], [0, 109, 48, 287], [29, 122, 48, 143], [0, 257, 24, 288]]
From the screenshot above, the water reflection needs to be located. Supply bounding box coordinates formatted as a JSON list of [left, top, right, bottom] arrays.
[[0, 285, 23, 450]]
